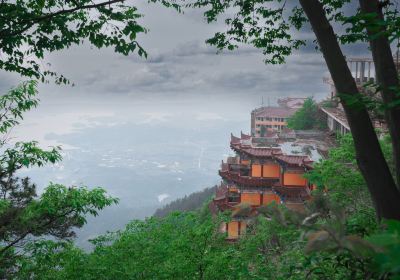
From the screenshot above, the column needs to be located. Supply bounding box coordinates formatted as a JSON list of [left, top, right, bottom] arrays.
[[355, 62, 358, 81], [368, 62, 371, 81], [360, 61, 365, 83]]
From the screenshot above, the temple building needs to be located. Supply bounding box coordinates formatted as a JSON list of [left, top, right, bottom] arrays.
[[210, 132, 314, 240]]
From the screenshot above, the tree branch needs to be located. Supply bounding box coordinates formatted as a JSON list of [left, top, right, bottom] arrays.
[[0, 0, 126, 38]]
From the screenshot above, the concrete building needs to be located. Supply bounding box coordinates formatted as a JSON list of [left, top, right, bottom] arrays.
[[321, 56, 395, 135], [320, 107, 350, 136], [251, 107, 297, 137]]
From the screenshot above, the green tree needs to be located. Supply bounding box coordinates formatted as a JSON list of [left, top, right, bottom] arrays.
[[287, 98, 325, 130], [0, 82, 118, 277], [0, 0, 178, 83], [15, 209, 242, 280], [186, 0, 400, 220]]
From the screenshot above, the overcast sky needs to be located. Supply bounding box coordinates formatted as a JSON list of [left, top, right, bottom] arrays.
[[0, 1, 375, 146], [0, 1, 375, 98]]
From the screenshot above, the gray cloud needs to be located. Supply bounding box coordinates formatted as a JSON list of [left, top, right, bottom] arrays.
[[0, 1, 377, 103]]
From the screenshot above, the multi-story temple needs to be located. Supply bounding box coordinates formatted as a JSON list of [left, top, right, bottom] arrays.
[[210, 132, 314, 240]]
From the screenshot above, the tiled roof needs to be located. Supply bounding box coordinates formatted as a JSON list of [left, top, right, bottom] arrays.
[[275, 155, 311, 166], [240, 147, 282, 157], [230, 133, 241, 145], [241, 131, 251, 140], [320, 107, 350, 130], [253, 107, 297, 118], [229, 133, 313, 167]]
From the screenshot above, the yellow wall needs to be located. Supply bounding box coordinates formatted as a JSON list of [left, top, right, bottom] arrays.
[[283, 173, 307, 186], [241, 192, 260, 206], [228, 221, 239, 239], [262, 193, 281, 205], [262, 164, 280, 178], [251, 164, 262, 177]]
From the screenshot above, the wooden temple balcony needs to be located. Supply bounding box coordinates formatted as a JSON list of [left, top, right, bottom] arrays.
[[273, 185, 311, 202], [219, 169, 280, 187]]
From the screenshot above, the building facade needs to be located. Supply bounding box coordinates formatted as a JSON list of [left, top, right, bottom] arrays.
[[251, 107, 297, 136], [209, 133, 314, 240]]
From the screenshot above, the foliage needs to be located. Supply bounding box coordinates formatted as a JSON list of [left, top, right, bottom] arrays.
[[15, 210, 238, 280], [0, 82, 118, 277], [188, 0, 306, 65], [8, 133, 399, 279], [0, 81, 39, 138], [0, 0, 171, 83], [186, 0, 399, 62], [287, 98, 326, 130], [368, 220, 400, 279], [153, 186, 217, 217]]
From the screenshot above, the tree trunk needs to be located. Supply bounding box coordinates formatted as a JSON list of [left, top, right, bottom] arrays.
[[299, 0, 400, 220], [359, 0, 400, 189]]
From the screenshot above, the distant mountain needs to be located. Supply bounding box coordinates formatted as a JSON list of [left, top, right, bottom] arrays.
[[153, 186, 217, 217]]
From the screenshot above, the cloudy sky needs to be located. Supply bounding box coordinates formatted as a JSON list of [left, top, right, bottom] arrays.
[[2, 2, 335, 100]]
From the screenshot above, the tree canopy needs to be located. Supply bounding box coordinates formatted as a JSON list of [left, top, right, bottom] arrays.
[[0, 0, 178, 83], [0, 82, 118, 277], [287, 98, 325, 130]]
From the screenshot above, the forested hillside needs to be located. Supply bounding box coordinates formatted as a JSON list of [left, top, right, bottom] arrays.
[[153, 186, 217, 217], [4, 135, 399, 279]]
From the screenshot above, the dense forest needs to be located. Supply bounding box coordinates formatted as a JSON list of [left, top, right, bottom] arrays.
[[1, 0, 400, 279]]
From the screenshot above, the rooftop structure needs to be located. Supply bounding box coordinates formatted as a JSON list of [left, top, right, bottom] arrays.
[[210, 132, 315, 240], [321, 56, 394, 135], [278, 97, 308, 109], [320, 107, 350, 136]]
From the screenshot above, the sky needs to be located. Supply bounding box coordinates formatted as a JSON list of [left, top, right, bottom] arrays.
[[0, 1, 374, 247]]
